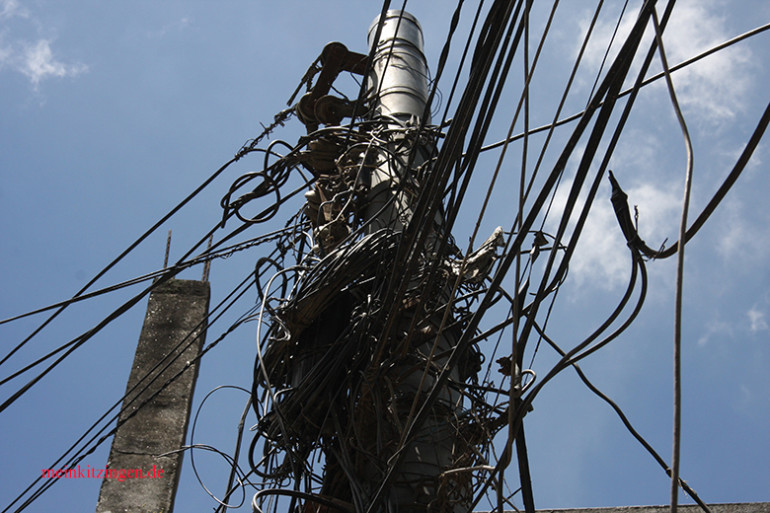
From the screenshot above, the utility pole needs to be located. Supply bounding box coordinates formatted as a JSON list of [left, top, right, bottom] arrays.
[[357, 10, 471, 513], [95, 278, 209, 513], [254, 10, 495, 513], [366, 11, 468, 512]]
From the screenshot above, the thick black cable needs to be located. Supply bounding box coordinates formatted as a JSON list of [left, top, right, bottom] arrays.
[[477, 21, 770, 156], [509, 0, 658, 376], [511, 0, 677, 383], [252, 489, 351, 513], [344, 0, 392, 135], [520, 0, 608, 213], [468, 235, 647, 512], [364, 2, 530, 510], [382, 3, 663, 510], [610, 99, 770, 259], [370, 0, 526, 373]]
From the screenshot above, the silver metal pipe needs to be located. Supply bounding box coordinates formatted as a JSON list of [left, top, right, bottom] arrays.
[[367, 10, 431, 124], [364, 11, 434, 234]]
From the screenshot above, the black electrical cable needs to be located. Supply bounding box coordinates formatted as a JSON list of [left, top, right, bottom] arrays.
[[0, 217, 254, 409], [609, 99, 770, 259], [476, 21, 770, 157], [586, 0, 631, 107], [344, 0, 392, 135], [465, 241, 647, 513], [519, 0, 609, 211], [377, 3, 664, 510], [363, 3, 531, 510], [508, 0, 677, 385], [369, 0, 527, 374], [1, 143, 308, 397], [149, 4, 770, 512], [252, 489, 351, 513], [188, 386, 253, 510], [0, 230, 292, 388]]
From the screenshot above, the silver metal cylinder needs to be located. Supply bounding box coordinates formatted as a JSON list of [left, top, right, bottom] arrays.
[[367, 10, 431, 123]]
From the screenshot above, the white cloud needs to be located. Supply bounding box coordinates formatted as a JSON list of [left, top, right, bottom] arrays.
[[17, 39, 87, 87], [548, 175, 682, 291], [714, 197, 770, 267], [697, 318, 733, 346], [696, 305, 768, 346], [658, 0, 752, 124], [576, 0, 753, 124], [0, 2, 87, 89], [747, 307, 768, 333], [0, 0, 27, 20]]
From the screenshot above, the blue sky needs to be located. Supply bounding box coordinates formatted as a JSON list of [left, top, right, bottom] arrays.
[[1, 1, 769, 512]]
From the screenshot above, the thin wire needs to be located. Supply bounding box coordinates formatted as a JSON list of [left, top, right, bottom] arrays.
[[0, 225, 295, 326], [1, 144, 304, 397], [530, 318, 712, 513], [363, 3, 529, 508], [475, 20, 770, 156], [22, 4, 763, 511], [187, 385, 253, 510], [586, 0, 630, 107], [651, 7, 694, 513], [0, 218, 248, 407], [4, 269, 258, 513], [0, 155, 238, 369]]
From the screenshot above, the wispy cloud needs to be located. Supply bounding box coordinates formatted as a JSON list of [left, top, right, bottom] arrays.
[[0, 0, 27, 20], [547, 173, 681, 291], [657, 0, 753, 124], [697, 318, 734, 346], [18, 39, 87, 88], [714, 196, 770, 268], [147, 16, 192, 39], [576, 0, 753, 124], [747, 307, 768, 333], [695, 302, 768, 346], [0, 0, 87, 89]]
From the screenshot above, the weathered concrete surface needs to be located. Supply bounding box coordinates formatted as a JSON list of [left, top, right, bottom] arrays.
[[531, 504, 770, 513], [95, 279, 210, 513]]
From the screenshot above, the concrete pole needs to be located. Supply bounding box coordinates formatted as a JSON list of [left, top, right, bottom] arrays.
[[95, 278, 210, 513], [363, 11, 468, 513]]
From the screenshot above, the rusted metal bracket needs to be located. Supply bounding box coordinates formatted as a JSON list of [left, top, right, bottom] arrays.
[[295, 42, 368, 130]]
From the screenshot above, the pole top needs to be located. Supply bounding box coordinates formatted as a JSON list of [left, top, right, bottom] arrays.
[[368, 10, 424, 53], [366, 10, 430, 123]]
